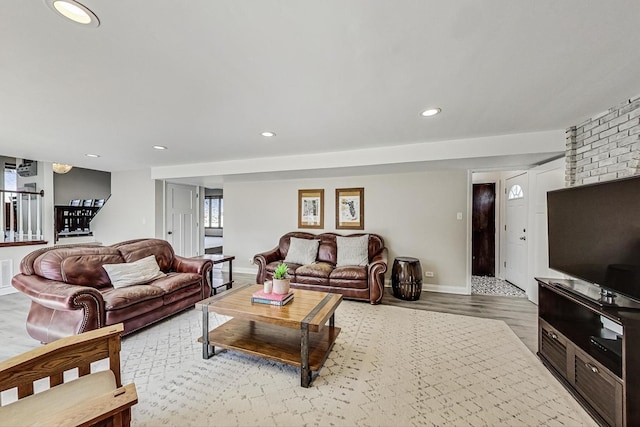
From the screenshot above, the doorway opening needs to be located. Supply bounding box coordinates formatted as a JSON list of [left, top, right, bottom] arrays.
[[472, 183, 495, 277], [204, 188, 223, 254], [471, 173, 526, 298]]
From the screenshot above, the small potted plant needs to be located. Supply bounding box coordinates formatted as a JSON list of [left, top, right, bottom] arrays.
[[272, 262, 290, 294]]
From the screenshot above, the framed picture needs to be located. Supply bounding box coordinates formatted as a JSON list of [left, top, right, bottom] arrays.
[[336, 187, 364, 230], [298, 189, 324, 229]]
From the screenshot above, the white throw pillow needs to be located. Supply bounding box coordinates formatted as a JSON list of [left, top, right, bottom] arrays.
[[283, 237, 320, 265], [336, 235, 369, 267], [103, 255, 166, 288]]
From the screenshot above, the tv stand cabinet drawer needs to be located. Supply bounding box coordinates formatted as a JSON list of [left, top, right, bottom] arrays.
[[539, 320, 568, 379], [574, 349, 623, 427]]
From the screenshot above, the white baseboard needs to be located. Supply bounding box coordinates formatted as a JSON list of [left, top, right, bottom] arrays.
[[0, 287, 17, 296], [422, 284, 470, 295], [384, 281, 470, 295], [234, 267, 258, 276]]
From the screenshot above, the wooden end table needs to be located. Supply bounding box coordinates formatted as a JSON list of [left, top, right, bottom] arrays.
[[195, 285, 342, 387], [202, 254, 234, 295]]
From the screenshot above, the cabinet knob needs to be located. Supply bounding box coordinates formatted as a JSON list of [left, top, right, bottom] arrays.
[[585, 362, 599, 374], [548, 331, 558, 340]]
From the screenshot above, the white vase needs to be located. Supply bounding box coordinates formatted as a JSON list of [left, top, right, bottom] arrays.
[[263, 280, 273, 294], [272, 278, 290, 294]]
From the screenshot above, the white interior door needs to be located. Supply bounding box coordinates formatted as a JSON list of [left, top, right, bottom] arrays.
[[504, 173, 528, 290], [166, 183, 198, 257]]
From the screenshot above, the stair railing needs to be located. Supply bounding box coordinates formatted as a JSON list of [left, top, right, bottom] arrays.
[[0, 189, 45, 243]]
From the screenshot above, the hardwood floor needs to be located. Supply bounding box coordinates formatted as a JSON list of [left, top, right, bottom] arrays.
[[381, 290, 538, 353], [0, 273, 538, 362]]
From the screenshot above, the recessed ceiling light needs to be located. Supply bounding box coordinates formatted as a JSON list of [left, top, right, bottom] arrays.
[[85, 153, 100, 158], [421, 108, 441, 117], [261, 131, 276, 137], [45, 0, 100, 27], [153, 145, 168, 150]]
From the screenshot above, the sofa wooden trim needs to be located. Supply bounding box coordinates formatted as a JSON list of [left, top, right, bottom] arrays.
[[0, 323, 138, 427]]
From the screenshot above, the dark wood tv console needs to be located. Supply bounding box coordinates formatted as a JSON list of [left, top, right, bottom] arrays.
[[536, 278, 640, 427]]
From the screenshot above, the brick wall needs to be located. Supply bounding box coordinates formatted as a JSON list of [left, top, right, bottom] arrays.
[[565, 95, 640, 186]]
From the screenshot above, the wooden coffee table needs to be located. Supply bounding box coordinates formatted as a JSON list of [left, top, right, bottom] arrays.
[[195, 285, 342, 387]]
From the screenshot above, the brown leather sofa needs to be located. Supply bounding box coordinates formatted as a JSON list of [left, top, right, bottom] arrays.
[[253, 232, 388, 304], [12, 238, 212, 343]]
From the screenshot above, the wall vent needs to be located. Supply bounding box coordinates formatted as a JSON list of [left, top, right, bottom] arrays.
[[0, 260, 13, 288]]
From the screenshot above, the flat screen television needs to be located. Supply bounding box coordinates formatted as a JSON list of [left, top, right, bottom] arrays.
[[547, 175, 640, 306]]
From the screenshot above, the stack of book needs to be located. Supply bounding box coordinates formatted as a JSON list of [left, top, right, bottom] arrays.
[[252, 290, 294, 306]]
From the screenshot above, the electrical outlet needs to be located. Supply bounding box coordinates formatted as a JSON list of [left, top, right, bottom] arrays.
[[425, 271, 434, 277]]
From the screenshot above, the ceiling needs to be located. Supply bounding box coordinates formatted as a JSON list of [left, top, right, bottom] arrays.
[[1, 1, 639, 183]]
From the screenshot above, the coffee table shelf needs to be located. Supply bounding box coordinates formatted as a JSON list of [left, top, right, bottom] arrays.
[[198, 318, 340, 370], [195, 285, 343, 387]]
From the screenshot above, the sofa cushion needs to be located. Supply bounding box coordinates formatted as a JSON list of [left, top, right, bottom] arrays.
[[104, 294, 165, 324], [102, 285, 165, 310], [0, 370, 116, 425], [103, 255, 166, 288], [266, 261, 299, 278], [295, 262, 333, 278], [336, 235, 369, 267], [316, 234, 337, 264], [162, 282, 202, 305], [33, 247, 123, 288], [149, 272, 201, 293], [113, 238, 175, 272], [284, 237, 320, 265], [295, 275, 330, 286], [329, 265, 369, 290], [330, 265, 368, 281]]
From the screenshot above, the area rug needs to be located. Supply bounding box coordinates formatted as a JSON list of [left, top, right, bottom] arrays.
[[121, 301, 595, 426]]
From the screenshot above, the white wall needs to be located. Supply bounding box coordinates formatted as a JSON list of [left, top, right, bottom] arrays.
[[91, 169, 159, 245], [53, 167, 110, 205], [224, 169, 469, 293]]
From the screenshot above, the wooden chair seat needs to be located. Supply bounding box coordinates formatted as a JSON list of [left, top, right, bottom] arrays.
[[0, 324, 137, 427]]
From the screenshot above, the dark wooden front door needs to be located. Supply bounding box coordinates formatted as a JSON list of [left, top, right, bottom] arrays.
[[472, 183, 496, 276]]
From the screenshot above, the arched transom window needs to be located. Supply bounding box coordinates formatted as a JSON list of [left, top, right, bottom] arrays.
[[508, 184, 524, 200]]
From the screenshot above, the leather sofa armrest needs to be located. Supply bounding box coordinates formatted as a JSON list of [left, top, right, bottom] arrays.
[[12, 274, 106, 337], [368, 248, 388, 304], [172, 256, 213, 299], [253, 247, 281, 284], [12, 274, 105, 312], [172, 255, 212, 275]]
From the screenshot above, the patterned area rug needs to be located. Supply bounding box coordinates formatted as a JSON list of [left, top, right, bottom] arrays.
[[121, 302, 595, 426], [472, 275, 527, 297]]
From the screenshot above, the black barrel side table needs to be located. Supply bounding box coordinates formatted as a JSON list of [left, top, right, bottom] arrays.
[[391, 257, 423, 301]]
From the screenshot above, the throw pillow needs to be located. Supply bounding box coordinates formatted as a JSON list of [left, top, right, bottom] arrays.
[[336, 234, 370, 267], [103, 255, 166, 288], [283, 237, 320, 265]]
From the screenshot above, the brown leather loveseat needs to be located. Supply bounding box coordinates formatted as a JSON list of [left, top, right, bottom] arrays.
[[253, 232, 388, 304], [12, 238, 212, 343]]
